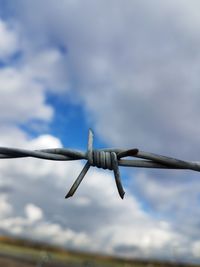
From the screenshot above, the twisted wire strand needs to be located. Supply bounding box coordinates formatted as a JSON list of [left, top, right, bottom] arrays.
[[0, 129, 200, 199]]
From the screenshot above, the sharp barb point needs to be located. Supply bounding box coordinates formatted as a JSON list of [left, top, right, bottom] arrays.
[[111, 152, 126, 199], [120, 191, 125, 199], [65, 193, 72, 199], [65, 162, 90, 199]]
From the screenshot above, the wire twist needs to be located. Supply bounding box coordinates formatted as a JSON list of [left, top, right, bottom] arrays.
[[66, 129, 127, 199], [0, 129, 200, 199]]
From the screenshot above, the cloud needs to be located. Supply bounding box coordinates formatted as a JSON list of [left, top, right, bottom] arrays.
[[0, 19, 19, 60], [0, 66, 53, 123], [0, 194, 13, 217], [0, 18, 68, 126], [192, 241, 200, 259], [25, 204, 43, 222]]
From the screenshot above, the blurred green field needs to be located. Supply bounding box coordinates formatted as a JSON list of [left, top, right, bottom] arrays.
[[0, 236, 197, 267]]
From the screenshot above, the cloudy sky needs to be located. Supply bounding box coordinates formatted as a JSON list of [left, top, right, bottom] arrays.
[[0, 0, 200, 263]]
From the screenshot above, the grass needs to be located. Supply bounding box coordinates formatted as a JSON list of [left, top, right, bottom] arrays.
[[0, 236, 198, 267]]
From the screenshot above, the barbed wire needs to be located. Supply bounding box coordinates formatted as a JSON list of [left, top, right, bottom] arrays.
[[0, 129, 200, 199]]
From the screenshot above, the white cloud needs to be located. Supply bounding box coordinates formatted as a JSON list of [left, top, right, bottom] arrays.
[[23, 49, 68, 92], [0, 195, 13, 217], [0, 19, 19, 60], [25, 204, 43, 222], [30, 223, 91, 248], [192, 241, 200, 259], [28, 134, 62, 149], [0, 18, 68, 125], [0, 66, 53, 123]]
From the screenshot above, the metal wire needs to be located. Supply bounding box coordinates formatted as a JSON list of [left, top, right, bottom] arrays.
[[0, 129, 200, 199]]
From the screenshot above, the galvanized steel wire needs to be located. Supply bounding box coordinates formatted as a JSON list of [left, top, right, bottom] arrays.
[[0, 129, 200, 199]]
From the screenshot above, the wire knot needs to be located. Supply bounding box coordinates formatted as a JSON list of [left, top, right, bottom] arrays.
[[88, 150, 116, 170], [66, 129, 125, 199]]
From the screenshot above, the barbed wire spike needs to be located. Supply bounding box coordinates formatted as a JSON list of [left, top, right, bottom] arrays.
[[65, 129, 125, 199], [65, 161, 90, 198], [1, 129, 200, 199]]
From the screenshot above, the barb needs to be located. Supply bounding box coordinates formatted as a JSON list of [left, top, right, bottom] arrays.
[[0, 129, 200, 199]]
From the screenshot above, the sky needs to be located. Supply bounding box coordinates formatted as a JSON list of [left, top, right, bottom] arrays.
[[0, 0, 200, 263]]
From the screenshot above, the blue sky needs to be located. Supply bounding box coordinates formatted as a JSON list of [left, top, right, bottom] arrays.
[[1, 0, 200, 263]]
